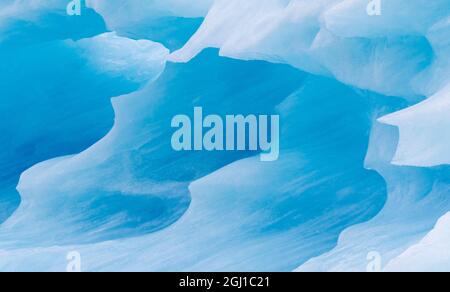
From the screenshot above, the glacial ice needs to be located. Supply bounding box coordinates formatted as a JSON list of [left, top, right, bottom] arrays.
[[0, 0, 106, 48], [0, 32, 169, 246], [298, 121, 450, 271], [0, 0, 449, 271], [0, 49, 306, 248], [0, 30, 166, 223], [322, 0, 449, 37], [170, 0, 436, 97], [380, 84, 450, 167], [385, 212, 450, 272], [86, 0, 213, 19], [0, 61, 391, 270], [86, 0, 213, 51]]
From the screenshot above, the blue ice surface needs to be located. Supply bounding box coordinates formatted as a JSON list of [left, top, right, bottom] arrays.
[[0, 49, 402, 272], [1, 1, 448, 271], [0, 1, 204, 241], [0, 6, 107, 49], [0, 10, 130, 224], [0, 49, 309, 247], [114, 16, 205, 51]]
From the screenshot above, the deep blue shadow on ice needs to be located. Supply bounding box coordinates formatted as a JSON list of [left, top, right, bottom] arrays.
[[0, 41, 140, 224], [115, 17, 204, 52], [0, 2, 110, 223], [0, 5, 107, 50]]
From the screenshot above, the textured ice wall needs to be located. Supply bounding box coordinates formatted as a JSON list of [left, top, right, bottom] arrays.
[[0, 32, 169, 246], [0, 30, 164, 223], [0, 0, 106, 47], [170, 0, 450, 271], [0, 0, 449, 271], [0, 58, 391, 270], [170, 0, 438, 97], [385, 212, 450, 272]]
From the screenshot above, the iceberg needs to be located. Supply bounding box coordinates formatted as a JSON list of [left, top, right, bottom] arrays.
[[0, 0, 106, 48], [86, 0, 213, 51], [0, 0, 449, 272], [0, 32, 168, 225], [170, 0, 436, 97], [0, 60, 391, 270], [385, 212, 450, 272], [380, 84, 450, 167]]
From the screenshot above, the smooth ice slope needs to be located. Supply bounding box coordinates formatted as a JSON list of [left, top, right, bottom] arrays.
[[0, 0, 449, 272], [0, 0, 106, 48], [0, 32, 168, 224], [170, 0, 436, 97], [0, 54, 392, 270], [86, 0, 213, 50], [385, 212, 450, 272]]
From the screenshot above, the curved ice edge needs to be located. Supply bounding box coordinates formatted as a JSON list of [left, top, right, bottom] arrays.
[[8, 48, 389, 269], [16, 156, 75, 193], [2, 51, 387, 271], [385, 212, 450, 272], [3, 34, 170, 229], [378, 83, 450, 167], [0, 155, 264, 272]]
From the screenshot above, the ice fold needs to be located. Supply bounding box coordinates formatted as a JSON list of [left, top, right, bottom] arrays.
[[0, 0, 449, 272]]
